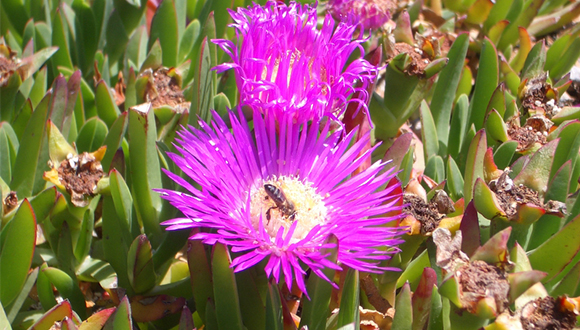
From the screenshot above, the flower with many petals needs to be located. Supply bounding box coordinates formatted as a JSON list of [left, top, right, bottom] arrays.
[[212, 1, 380, 123], [328, 0, 394, 30], [158, 110, 406, 293]]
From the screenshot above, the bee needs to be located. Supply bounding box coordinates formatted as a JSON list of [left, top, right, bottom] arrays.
[[264, 183, 297, 222]]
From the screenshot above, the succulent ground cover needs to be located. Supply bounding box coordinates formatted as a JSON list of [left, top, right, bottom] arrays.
[[1, 0, 580, 329]]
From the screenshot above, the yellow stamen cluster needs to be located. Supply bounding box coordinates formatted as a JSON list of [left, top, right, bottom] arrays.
[[249, 176, 328, 242]]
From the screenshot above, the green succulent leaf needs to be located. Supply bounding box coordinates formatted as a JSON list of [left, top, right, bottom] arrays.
[[513, 139, 558, 198], [469, 39, 498, 130], [528, 213, 580, 281], [10, 92, 50, 198], [392, 282, 413, 330], [265, 282, 283, 330], [76, 117, 108, 153], [187, 237, 214, 324], [128, 103, 163, 246], [412, 268, 437, 330], [337, 268, 360, 329], [212, 243, 244, 330], [42, 267, 86, 319], [463, 130, 487, 203], [95, 81, 121, 128], [127, 234, 157, 294], [0, 199, 36, 307], [235, 268, 266, 330], [149, 0, 179, 67], [102, 192, 131, 292], [493, 140, 518, 169], [103, 295, 132, 330], [448, 95, 469, 160], [421, 101, 439, 161], [430, 34, 469, 156], [300, 235, 338, 330], [29, 299, 74, 330]]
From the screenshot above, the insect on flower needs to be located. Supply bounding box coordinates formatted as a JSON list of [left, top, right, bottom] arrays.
[[264, 183, 297, 222]]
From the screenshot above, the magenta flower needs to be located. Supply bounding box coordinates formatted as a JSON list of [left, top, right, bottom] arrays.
[[212, 1, 380, 123], [158, 109, 406, 293], [328, 0, 393, 30]]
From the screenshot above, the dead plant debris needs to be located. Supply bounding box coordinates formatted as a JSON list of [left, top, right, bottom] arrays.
[[389, 43, 432, 76], [521, 297, 577, 330], [3, 191, 18, 214], [148, 69, 187, 108], [507, 117, 548, 152], [489, 172, 543, 219], [403, 194, 448, 234], [57, 152, 104, 207], [457, 260, 510, 314]]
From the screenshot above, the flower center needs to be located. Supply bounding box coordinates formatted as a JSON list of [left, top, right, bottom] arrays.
[[250, 176, 328, 242]]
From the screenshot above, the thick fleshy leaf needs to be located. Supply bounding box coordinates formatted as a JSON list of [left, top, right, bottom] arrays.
[[76, 118, 108, 154], [469, 39, 498, 130], [148, 0, 178, 67], [493, 140, 518, 170], [549, 37, 580, 81], [485, 109, 508, 144], [212, 243, 244, 330], [471, 227, 511, 265], [4, 267, 38, 323], [131, 295, 185, 322], [521, 41, 546, 81], [439, 275, 462, 308], [460, 201, 481, 257], [447, 156, 464, 201], [95, 81, 121, 128], [426, 284, 443, 330], [513, 139, 558, 198], [488, 20, 509, 46], [128, 103, 162, 246], [300, 236, 338, 330], [497, 0, 543, 51], [383, 133, 413, 174], [265, 282, 283, 330], [103, 296, 132, 330], [397, 249, 430, 289], [10, 92, 51, 198], [548, 121, 580, 191], [545, 161, 572, 203], [101, 192, 131, 292], [528, 213, 580, 281], [101, 112, 128, 172], [464, 130, 487, 203], [550, 260, 580, 296], [392, 282, 412, 330], [448, 95, 469, 160], [551, 107, 580, 125], [29, 300, 74, 330], [127, 234, 156, 294], [514, 203, 547, 225], [421, 101, 439, 161], [412, 268, 437, 330], [509, 28, 532, 72], [235, 268, 265, 330], [508, 271, 546, 302], [466, 0, 493, 23], [337, 268, 360, 329], [0, 200, 36, 307], [42, 267, 86, 319], [78, 308, 115, 330], [529, 2, 580, 36], [187, 236, 213, 324]]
